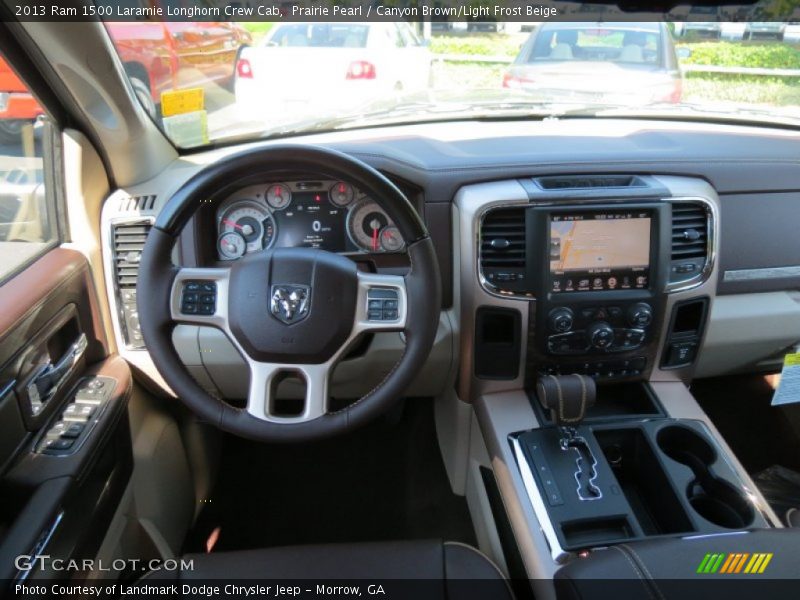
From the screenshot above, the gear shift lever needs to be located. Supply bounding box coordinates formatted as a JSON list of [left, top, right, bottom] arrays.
[[536, 374, 597, 425], [536, 374, 601, 500]]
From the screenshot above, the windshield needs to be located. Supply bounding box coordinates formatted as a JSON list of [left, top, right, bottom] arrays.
[[104, 14, 800, 148]]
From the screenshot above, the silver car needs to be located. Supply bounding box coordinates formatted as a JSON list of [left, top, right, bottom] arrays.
[[502, 22, 683, 105]]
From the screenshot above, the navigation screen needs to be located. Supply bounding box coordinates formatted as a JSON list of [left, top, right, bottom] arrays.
[[275, 192, 347, 251], [549, 211, 651, 293]]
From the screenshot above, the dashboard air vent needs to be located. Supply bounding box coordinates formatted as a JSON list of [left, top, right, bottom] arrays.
[[113, 221, 152, 288], [118, 194, 157, 212], [536, 175, 645, 190], [670, 203, 708, 261], [481, 208, 526, 269]]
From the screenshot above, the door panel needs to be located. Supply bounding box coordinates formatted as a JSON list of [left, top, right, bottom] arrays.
[[0, 249, 133, 584]]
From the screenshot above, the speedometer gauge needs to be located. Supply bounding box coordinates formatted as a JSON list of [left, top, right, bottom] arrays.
[[218, 201, 276, 259], [266, 184, 291, 210]]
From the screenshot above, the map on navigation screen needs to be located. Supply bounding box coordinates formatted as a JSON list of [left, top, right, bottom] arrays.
[[550, 214, 651, 273]]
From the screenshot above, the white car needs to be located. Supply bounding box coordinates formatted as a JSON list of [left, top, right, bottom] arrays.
[[235, 22, 432, 124]]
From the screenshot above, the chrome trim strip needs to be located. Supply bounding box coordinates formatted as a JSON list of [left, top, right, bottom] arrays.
[[723, 266, 800, 282], [511, 435, 570, 564]]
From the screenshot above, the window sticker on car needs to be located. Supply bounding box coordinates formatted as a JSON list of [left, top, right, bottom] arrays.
[[161, 88, 205, 118], [161, 110, 209, 148], [771, 353, 800, 406]]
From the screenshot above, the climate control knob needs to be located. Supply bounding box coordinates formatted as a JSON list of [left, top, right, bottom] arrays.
[[549, 307, 574, 333], [628, 303, 654, 328], [587, 321, 614, 349]]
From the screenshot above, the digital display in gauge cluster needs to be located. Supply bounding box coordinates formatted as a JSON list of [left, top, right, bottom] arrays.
[[276, 191, 347, 251], [215, 180, 407, 260]]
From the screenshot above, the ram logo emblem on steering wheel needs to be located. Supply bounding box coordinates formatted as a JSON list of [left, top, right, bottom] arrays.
[[270, 284, 311, 324]]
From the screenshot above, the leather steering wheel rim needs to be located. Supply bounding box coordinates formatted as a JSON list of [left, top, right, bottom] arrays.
[[137, 145, 441, 442]]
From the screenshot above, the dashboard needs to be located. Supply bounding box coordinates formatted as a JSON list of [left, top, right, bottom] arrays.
[[214, 179, 405, 260], [102, 118, 800, 405]]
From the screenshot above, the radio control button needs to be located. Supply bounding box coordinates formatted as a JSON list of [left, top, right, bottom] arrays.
[[548, 308, 574, 333], [628, 303, 653, 328]]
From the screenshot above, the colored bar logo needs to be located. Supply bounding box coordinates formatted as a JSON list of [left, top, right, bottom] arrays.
[[696, 552, 773, 574]]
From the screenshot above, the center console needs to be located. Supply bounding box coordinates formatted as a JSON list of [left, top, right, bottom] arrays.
[[466, 175, 716, 393], [512, 415, 768, 562], [454, 176, 777, 581]]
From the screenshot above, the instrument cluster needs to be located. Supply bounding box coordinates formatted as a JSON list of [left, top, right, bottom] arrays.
[[215, 179, 406, 260]]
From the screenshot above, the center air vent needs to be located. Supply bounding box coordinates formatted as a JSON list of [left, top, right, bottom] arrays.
[[112, 220, 152, 348], [671, 203, 708, 261], [480, 207, 527, 292], [669, 202, 709, 286]]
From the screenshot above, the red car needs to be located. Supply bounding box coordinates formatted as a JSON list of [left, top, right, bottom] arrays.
[[106, 20, 251, 116], [0, 57, 42, 143], [0, 18, 251, 141]]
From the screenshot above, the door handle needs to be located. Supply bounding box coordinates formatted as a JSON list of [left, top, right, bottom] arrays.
[[26, 333, 88, 416]]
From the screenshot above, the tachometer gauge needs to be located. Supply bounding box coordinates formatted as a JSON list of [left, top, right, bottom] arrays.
[[380, 225, 405, 252], [266, 184, 291, 210], [329, 182, 356, 207], [218, 232, 247, 260], [347, 199, 391, 253], [219, 201, 276, 258]]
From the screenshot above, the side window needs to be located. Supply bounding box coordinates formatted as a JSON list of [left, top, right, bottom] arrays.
[[0, 53, 59, 281]]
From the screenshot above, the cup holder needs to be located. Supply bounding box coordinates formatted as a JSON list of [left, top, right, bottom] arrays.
[[657, 425, 754, 529]]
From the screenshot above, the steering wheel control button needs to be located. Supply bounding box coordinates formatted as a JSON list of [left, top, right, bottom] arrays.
[[182, 280, 216, 315], [367, 288, 400, 321]]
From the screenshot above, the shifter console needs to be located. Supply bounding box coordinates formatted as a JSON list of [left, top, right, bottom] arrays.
[[512, 419, 768, 562]]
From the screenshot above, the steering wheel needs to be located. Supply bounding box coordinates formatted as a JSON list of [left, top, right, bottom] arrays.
[[137, 145, 441, 442]]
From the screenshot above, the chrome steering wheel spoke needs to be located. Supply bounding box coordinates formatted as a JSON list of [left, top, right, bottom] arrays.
[[245, 360, 329, 423]]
